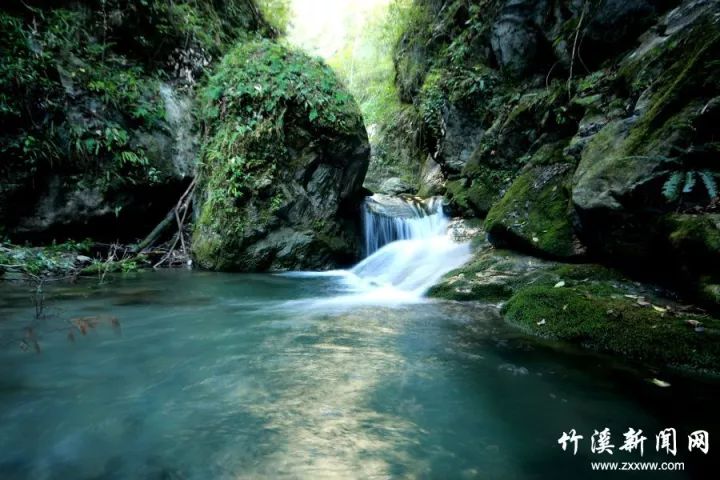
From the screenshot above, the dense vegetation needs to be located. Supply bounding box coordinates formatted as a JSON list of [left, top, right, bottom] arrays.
[[0, 0, 270, 241], [192, 39, 369, 271]]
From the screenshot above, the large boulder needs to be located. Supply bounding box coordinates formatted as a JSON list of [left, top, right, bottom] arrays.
[[191, 40, 370, 271]]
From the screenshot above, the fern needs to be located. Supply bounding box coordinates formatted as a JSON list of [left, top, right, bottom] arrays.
[[682, 171, 696, 193], [662, 172, 683, 201], [700, 171, 718, 199]]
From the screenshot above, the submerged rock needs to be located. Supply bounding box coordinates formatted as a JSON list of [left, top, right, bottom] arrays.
[[191, 40, 369, 271]]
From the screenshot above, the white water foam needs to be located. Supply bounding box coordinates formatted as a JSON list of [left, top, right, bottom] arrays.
[[276, 195, 472, 309]]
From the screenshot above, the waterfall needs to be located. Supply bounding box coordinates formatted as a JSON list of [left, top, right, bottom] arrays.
[[281, 194, 471, 306], [362, 194, 447, 255], [348, 194, 471, 296]]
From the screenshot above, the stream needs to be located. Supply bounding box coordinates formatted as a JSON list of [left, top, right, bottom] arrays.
[[0, 197, 718, 479]]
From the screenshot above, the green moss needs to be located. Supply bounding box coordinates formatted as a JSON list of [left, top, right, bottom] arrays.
[[667, 214, 720, 257], [428, 248, 555, 302], [546, 264, 622, 282], [428, 278, 513, 302], [445, 175, 504, 217], [619, 16, 720, 158], [526, 141, 572, 167], [192, 39, 365, 271], [503, 285, 720, 372], [485, 165, 578, 258]]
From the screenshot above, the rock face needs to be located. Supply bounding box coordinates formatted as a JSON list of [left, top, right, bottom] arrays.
[[363, 107, 424, 194], [365, 194, 428, 219], [572, 5, 720, 262], [490, 0, 552, 77], [0, 0, 268, 242], [191, 40, 369, 271], [386, 0, 720, 308], [378, 178, 415, 195]]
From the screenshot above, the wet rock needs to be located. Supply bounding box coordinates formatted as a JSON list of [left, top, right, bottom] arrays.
[[378, 177, 414, 195], [447, 218, 485, 243], [418, 155, 446, 197], [365, 194, 429, 219]]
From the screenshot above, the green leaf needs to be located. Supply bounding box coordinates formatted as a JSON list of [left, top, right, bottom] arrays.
[[309, 109, 319, 122], [662, 172, 683, 201], [700, 171, 718, 199], [682, 171, 696, 194]]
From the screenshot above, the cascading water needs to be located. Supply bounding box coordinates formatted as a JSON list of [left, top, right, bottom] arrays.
[[281, 194, 472, 306], [362, 195, 448, 255], [348, 194, 471, 297]]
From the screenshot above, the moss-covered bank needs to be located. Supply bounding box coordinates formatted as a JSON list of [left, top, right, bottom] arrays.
[[503, 285, 720, 373], [429, 226, 720, 373]]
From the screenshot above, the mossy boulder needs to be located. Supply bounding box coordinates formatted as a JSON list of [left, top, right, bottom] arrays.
[[485, 164, 584, 258], [503, 285, 720, 373], [445, 175, 503, 217], [665, 214, 720, 309], [428, 237, 623, 304], [191, 40, 369, 271]]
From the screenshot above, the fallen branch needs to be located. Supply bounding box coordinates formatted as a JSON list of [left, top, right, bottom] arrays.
[[134, 210, 176, 253], [153, 178, 197, 269]]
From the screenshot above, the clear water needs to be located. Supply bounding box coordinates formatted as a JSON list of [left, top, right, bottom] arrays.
[[0, 271, 717, 479]]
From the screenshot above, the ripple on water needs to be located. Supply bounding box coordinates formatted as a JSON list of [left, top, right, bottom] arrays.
[[0, 272, 718, 479]]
